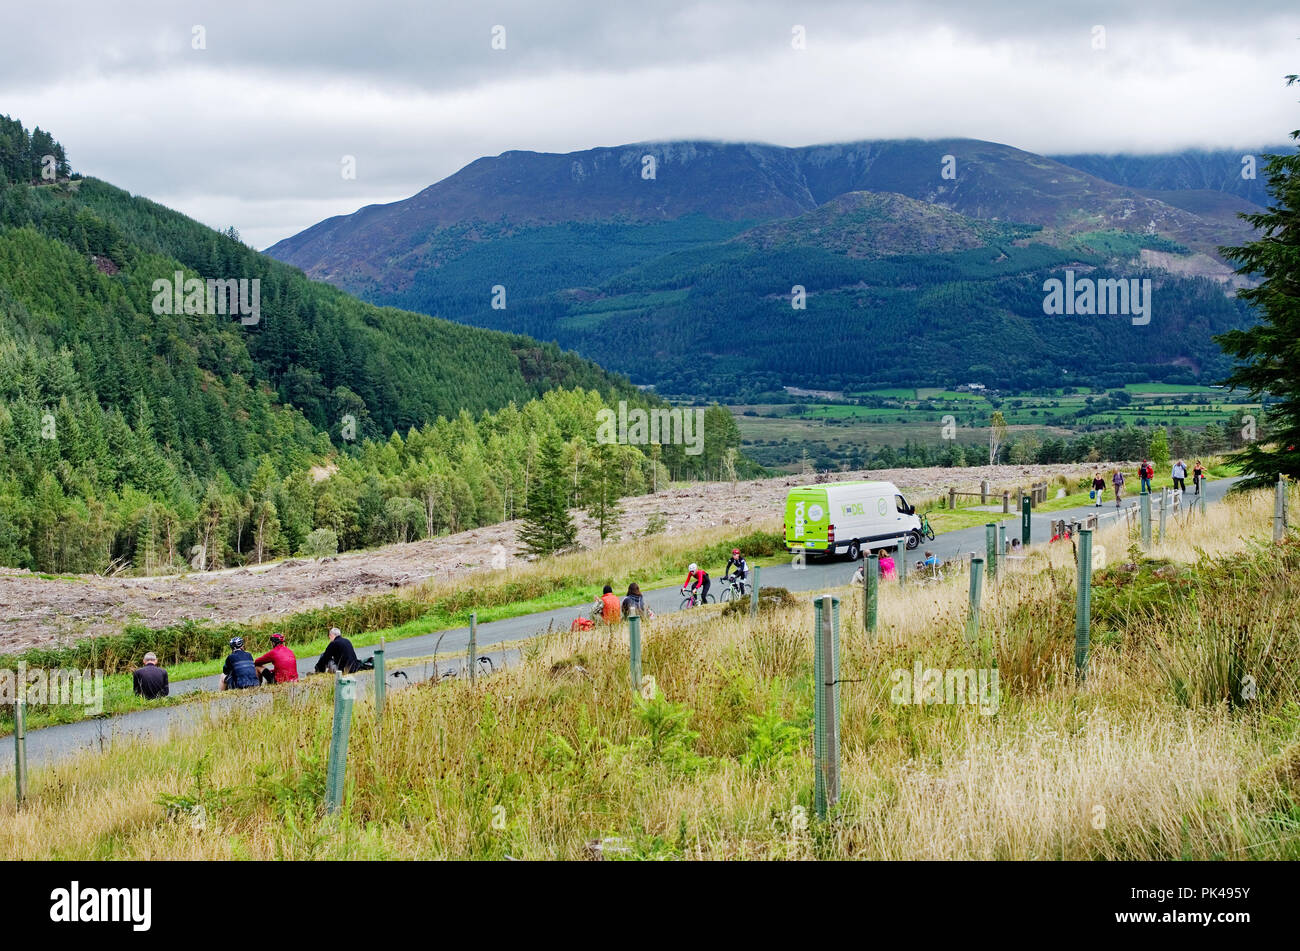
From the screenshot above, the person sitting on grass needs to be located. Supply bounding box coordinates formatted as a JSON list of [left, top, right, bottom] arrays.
[[254, 632, 299, 685], [621, 582, 650, 619], [132, 652, 169, 700], [599, 584, 622, 624], [314, 627, 362, 675], [220, 637, 260, 690], [878, 549, 897, 580]]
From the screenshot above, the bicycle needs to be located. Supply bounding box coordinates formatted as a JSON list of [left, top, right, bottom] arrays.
[[908, 512, 936, 549], [717, 574, 750, 602], [680, 587, 716, 609]]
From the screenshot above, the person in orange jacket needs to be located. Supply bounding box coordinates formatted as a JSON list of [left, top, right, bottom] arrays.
[[599, 584, 622, 624]]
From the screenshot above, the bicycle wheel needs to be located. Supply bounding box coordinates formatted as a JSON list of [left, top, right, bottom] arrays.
[[719, 584, 733, 602], [703, 593, 716, 604], [680, 595, 695, 610]]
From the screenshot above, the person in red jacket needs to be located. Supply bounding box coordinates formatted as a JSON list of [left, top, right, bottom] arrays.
[[254, 633, 299, 685], [681, 563, 710, 605]]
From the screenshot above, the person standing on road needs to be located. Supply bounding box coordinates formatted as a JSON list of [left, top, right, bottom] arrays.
[[254, 632, 299, 685], [1171, 460, 1187, 492], [314, 627, 362, 675], [1193, 460, 1205, 495], [1091, 471, 1106, 507], [132, 652, 169, 699], [1138, 460, 1153, 494], [1111, 468, 1125, 507], [221, 637, 260, 690]]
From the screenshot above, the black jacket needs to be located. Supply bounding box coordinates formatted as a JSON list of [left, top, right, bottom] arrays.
[[132, 664, 169, 699], [315, 635, 361, 674]]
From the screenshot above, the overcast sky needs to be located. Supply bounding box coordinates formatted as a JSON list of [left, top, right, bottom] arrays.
[[3, 0, 1297, 249]]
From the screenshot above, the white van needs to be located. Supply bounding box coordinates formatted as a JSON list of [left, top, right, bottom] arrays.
[[783, 480, 922, 560]]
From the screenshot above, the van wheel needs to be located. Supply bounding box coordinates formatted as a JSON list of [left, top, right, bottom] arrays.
[[906, 531, 921, 550], [847, 542, 860, 562]]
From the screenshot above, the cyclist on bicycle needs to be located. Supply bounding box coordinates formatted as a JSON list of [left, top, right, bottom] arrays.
[[723, 549, 749, 591], [682, 563, 710, 604]]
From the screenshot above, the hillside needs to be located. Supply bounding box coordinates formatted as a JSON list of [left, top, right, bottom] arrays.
[[267, 137, 1263, 400], [733, 191, 1028, 258], [0, 117, 731, 577], [1048, 146, 1290, 208]]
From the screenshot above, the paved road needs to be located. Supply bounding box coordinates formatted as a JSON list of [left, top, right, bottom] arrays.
[[2, 477, 1240, 774]]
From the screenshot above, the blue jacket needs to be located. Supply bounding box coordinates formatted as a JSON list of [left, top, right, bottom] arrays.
[[223, 649, 259, 689]]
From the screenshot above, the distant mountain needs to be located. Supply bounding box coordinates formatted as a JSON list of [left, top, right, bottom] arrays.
[[268, 136, 1266, 400], [1048, 147, 1289, 208], [270, 137, 1254, 287]]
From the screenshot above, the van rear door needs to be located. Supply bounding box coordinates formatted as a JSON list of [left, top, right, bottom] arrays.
[[784, 487, 829, 551]]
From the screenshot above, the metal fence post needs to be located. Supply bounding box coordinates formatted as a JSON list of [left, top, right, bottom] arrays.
[[1159, 488, 1168, 543], [863, 554, 878, 637], [998, 523, 1006, 559], [813, 596, 840, 819], [1276, 477, 1287, 542], [1075, 530, 1093, 681], [373, 638, 386, 724], [750, 564, 760, 616], [628, 613, 642, 692], [967, 558, 984, 642], [468, 611, 477, 684], [896, 537, 906, 586], [14, 697, 27, 809], [1140, 491, 1151, 551], [325, 674, 356, 814], [985, 523, 997, 580]]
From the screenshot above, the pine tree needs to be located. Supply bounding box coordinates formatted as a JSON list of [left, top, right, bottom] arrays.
[[518, 433, 577, 556], [582, 441, 624, 543], [1215, 75, 1300, 488], [1149, 428, 1170, 469]]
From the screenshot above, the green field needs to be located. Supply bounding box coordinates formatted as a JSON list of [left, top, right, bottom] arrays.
[[733, 384, 1264, 472]]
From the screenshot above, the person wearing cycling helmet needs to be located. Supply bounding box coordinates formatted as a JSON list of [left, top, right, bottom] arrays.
[[724, 548, 749, 591], [682, 563, 710, 604], [221, 637, 260, 690], [254, 632, 299, 685]]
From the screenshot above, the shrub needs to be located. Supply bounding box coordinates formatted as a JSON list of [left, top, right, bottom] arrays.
[[300, 528, 339, 559]]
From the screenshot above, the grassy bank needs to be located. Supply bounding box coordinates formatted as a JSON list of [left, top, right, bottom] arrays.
[[2, 483, 1297, 859]]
